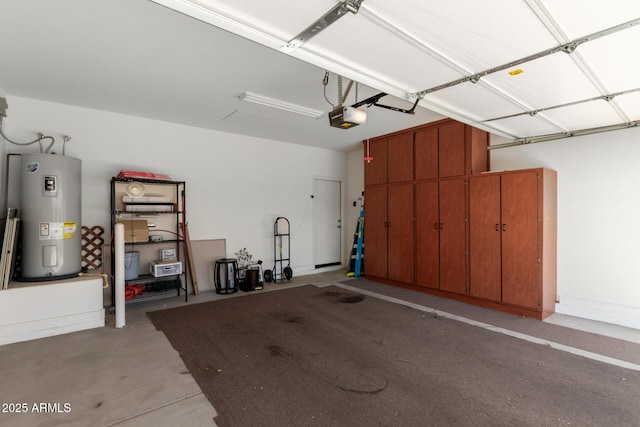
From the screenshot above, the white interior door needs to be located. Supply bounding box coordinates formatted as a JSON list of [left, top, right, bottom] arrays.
[[314, 178, 341, 268]]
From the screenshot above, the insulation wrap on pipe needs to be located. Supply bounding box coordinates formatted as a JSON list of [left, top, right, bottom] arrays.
[[114, 222, 126, 328]]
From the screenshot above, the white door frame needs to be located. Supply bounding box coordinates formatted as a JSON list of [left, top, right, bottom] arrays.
[[312, 176, 343, 269]]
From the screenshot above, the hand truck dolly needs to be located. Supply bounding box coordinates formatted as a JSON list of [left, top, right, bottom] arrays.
[[263, 217, 293, 283]]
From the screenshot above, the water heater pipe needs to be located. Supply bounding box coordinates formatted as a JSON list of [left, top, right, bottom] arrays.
[[114, 223, 126, 328]]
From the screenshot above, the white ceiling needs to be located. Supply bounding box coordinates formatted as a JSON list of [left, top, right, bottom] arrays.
[[1, 0, 639, 152]]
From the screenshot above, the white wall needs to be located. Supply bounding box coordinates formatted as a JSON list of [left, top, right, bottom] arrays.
[[344, 148, 366, 269], [491, 128, 640, 328], [1, 96, 347, 277]]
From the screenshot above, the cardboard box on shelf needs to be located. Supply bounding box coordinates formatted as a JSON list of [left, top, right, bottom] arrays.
[[117, 220, 149, 243]]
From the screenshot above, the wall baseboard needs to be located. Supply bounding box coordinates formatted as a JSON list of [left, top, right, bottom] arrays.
[[555, 295, 640, 330]]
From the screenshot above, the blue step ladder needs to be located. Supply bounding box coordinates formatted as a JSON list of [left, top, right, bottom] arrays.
[[346, 197, 364, 277]]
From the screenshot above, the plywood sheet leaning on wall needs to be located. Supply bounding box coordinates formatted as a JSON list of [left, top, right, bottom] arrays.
[[184, 224, 198, 295], [190, 239, 226, 293]]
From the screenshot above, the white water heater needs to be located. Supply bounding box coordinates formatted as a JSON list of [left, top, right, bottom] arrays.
[[20, 153, 82, 280]]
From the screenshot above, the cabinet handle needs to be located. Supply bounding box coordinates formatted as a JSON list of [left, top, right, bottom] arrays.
[[502, 224, 507, 232], [387, 221, 391, 228], [434, 222, 439, 230], [495, 224, 500, 231], [439, 222, 444, 230]]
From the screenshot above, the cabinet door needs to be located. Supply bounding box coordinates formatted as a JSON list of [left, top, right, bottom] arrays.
[[469, 175, 502, 301], [388, 133, 414, 183], [387, 184, 414, 284], [439, 122, 466, 178], [415, 181, 439, 288], [501, 171, 539, 309], [470, 127, 489, 175], [364, 186, 388, 278], [438, 179, 467, 295], [414, 127, 439, 181], [364, 139, 388, 186]]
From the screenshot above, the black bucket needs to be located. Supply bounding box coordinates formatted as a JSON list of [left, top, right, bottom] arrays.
[[240, 268, 259, 292]]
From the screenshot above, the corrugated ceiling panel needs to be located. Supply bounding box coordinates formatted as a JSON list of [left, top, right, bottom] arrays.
[[303, 15, 467, 92], [616, 92, 640, 121], [422, 82, 527, 122], [576, 26, 640, 93], [537, 0, 640, 39], [363, 0, 559, 70], [488, 114, 562, 138], [542, 100, 624, 131], [189, 0, 336, 40], [483, 52, 601, 110]]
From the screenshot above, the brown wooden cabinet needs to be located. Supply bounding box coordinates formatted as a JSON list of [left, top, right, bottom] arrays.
[[363, 130, 414, 286], [387, 184, 414, 284], [363, 184, 414, 284], [364, 133, 413, 185], [468, 174, 502, 302], [414, 121, 488, 181], [414, 127, 438, 180], [469, 168, 557, 318], [415, 179, 466, 294], [365, 119, 488, 290], [388, 134, 413, 183], [362, 120, 558, 320], [415, 122, 466, 180], [364, 139, 387, 186], [365, 186, 388, 279]]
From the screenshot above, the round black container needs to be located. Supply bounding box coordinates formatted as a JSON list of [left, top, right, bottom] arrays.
[[214, 258, 239, 294]]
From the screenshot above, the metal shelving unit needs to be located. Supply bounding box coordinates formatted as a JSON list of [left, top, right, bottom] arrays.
[[110, 177, 187, 305]]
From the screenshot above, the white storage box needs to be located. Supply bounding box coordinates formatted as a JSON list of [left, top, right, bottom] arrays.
[[150, 260, 182, 277]]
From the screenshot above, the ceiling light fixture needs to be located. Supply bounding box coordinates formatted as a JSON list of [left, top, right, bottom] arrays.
[[240, 92, 324, 118]]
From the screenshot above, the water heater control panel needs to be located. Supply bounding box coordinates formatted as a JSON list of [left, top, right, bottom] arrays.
[[44, 175, 57, 196]]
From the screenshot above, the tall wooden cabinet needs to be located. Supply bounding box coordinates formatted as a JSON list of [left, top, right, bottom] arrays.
[[365, 119, 486, 289], [469, 168, 557, 318], [364, 132, 415, 284], [364, 186, 387, 279], [415, 179, 466, 294], [363, 118, 557, 320]]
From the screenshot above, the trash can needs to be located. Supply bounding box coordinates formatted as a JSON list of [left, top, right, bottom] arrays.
[[214, 258, 238, 294], [124, 251, 140, 280], [240, 268, 259, 292]]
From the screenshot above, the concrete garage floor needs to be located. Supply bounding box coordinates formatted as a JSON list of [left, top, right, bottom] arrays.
[[1, 268, 639, 426], [0, 268, 349, 427]]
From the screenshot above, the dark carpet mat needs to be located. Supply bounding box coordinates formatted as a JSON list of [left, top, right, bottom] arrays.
[[148, 285, 640, 426]]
